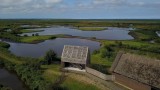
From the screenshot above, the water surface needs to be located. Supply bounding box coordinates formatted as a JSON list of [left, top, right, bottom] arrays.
[[8, 38, 100, 58], [21, 26, 134, 40], [0, 68, 27, 90]]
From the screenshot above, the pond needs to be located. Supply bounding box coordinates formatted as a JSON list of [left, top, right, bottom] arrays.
[[21, 26, 134, 40], [8, 38, 100, 58], [0, 68, 27, 90]]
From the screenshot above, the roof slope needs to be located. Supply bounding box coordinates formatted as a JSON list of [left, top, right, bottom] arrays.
[[61, 45, 88, 64], [112, 53, 160, 88]]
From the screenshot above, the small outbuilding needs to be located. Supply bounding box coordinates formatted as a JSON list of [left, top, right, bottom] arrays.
[[61, 45, 90, 72], [110, 52, 160, 90]]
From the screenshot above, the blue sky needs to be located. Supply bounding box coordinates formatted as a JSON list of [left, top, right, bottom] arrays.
[[0, 0, 160, 19]]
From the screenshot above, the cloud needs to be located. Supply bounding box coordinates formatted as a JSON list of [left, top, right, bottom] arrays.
[[44, 0, 62, 4], [0, 0, 160, 14], [0, 0, 64, 13], [0, 0, 32, 5]]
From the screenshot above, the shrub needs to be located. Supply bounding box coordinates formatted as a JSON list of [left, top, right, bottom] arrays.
[[35, 33, 39, 36], [92, 50, 100, 54], [44, 49, 57, 65], [24, 34, 28, 37]]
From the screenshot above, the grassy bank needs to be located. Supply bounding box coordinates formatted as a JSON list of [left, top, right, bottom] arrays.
[[20, 29, 44, 33], [20, 34, 65, 43], [0, 42, 101, 90], [78, 27, 107, 31], [129, 30, 159, 40], [90, 40, 160, 74]]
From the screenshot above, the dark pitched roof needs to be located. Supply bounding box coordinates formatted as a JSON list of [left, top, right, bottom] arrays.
[[61, 45, 88, 64], [111, 52, 160, 88]]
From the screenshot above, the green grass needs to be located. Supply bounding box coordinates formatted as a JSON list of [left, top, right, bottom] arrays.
[[20, 34, 64, 43], [20, 29, 44, 33], [0, 48, 25, 64], [42, 64, 100, 90], [90, 40, 160, 74], [129, 29, 160, 42], [62, 77, 100, 90], [78, 27, 107, 31], [91, 54, 113, 67], [41, 65, 61, 83]]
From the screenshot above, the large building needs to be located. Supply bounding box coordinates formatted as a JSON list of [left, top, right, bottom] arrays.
[[61, 45, 90, 71], [110, 52, 160, 90]]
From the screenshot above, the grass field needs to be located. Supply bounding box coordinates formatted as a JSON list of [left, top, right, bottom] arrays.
[[78, 27, 107, 31], [129, 29, 159, 41], [42, 65, 101, 90], [20, 29, 44, 33], [20, 34, 64, 43]]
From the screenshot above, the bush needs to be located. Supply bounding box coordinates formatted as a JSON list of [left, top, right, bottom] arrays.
[[49, 36, 56, 39], [35, 33, 39, 36], [92, 50, 100, 54], [100, 49, 107, 58], [0, 41, 10, 48], [32, 34, 34, 36], [44, 49, 57, 65], [24, 34, 28, 37]]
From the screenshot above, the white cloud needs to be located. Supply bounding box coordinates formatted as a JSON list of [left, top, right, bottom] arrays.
[[93, 0, 126, 5], [0, 0, 32, 5], [0, 0, 159, 14], [44, 0, 62, 4]]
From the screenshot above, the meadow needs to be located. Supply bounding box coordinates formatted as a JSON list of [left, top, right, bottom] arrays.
[[0, 19, 160, 90]]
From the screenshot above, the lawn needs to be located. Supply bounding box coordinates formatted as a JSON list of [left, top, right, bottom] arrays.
[[78, 27, 107, 31], [62, 77, 100, 90], [42, 65, 61, 83], [42, 64, 101, 90]]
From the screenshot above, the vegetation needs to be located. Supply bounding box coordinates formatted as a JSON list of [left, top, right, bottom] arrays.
[[129, 29, 160, 42], [91, 40, 160, 74], [0, 84, 12, 90], [0, 19, 160, 90], [0, 41, 100, 90], [0, 41, 10, 48], [20, 29, 44, 33], [43, 49, 58, 65], [42, 65, 100, 90], [78, 27, 107, 31], [20, 35, 63, 43]]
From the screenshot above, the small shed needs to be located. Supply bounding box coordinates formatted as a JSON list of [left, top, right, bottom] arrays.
[[110, 52, 160, 90], [61, 45, 90, 71]]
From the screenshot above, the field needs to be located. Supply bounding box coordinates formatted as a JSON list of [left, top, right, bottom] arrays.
[[0, 19, 160, 90], [78, 27, 107, 31], [20, 29, 44, 33]]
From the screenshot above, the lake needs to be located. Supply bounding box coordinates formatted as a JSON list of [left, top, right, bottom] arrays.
[[21, 26, 134, 40], [8, 38, 100, 58], [0, 68, 27, 90]]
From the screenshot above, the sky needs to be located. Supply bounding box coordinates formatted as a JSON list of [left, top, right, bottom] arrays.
[[0, 0, 160, 19]]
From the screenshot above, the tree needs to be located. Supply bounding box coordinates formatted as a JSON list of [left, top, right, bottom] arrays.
[[44, 49, 57, 65]]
